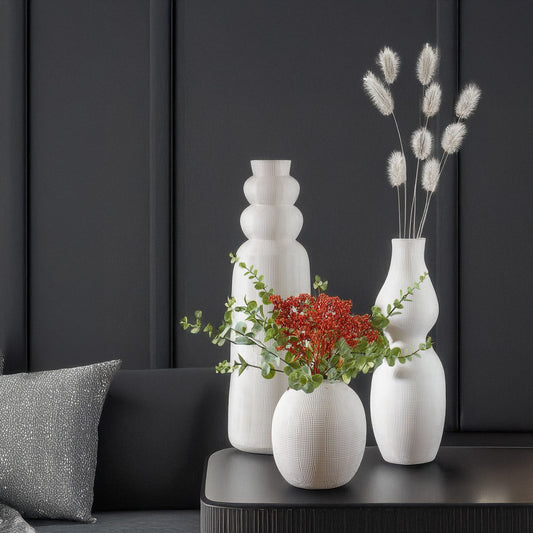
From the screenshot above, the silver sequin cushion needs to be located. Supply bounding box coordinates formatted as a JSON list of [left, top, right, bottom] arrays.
[[0, 359, 121, 522]]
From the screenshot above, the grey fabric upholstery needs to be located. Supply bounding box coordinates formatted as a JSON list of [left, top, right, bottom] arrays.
[[7, 368, 229, 530], [0, 502, 34, 532], [93, 368, 230, 510], [0, 360, 121, 522], [28, 511, 199, 532]]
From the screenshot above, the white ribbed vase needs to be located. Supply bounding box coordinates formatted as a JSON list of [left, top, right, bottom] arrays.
[[228, 160, 310, 454], [271, 381, 366, 489], [370, 238, 445, 465]]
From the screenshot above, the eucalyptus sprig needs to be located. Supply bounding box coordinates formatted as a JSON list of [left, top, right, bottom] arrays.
[[181, 255, 432, 393]]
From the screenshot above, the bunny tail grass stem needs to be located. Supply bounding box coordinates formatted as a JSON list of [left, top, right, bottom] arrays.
[[439, 151, 450, 175], [418, 191, 433, 237], [408, 116, 430, 237], [391, 112, 404, 155], [416, 192, 428, 238], [403, 182, 407, 237], [408, 158, 420, 237], [417, 191, 431, 238], [391, 111, 406, 237], [396, 186, 402, 238], [419, 150, 450, 237], [418, 152, 449, 237]]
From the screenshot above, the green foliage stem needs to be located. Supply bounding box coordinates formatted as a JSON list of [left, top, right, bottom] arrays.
[[180, 254, 433, 393]]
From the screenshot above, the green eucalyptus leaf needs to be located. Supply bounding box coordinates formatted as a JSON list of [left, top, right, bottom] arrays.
[[235, 336, 254, 345], [311, 374, 323, 386], [215, 360, 232, 374], [261, 362, 276, 379], [284, 352, 295, 364], [264, 328, 277, 342], [235, 321, 247, 334], [302, 382, 315, 393]]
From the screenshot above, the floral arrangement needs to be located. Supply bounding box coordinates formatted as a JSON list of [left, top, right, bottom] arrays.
[[180, 254, 431, 393], [363, 44, 481, 238]]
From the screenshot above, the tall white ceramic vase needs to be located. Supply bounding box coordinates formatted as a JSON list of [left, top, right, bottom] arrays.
[[228, 160, 310, 454], [370, 238, 445, 465]]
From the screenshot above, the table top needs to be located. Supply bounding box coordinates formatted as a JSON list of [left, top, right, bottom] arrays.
[[202, 446, 533, 507]]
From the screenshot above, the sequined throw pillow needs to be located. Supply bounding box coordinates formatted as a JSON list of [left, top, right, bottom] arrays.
[[0, 360, 121, 522]]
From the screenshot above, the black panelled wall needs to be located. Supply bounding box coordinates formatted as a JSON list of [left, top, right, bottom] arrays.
[[0, 0, 173, 371], [459, 1, 533, 431], [0, 0, 531, 436]]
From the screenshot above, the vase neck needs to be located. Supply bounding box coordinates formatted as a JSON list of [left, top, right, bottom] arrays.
[[250, 160, 291, 177], [388, 238, 427, 275]]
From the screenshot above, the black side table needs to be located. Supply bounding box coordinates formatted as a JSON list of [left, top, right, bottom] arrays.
[[201, 446, 533, 533]]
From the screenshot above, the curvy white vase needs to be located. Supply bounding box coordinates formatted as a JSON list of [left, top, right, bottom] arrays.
[[272, 381, 366, 489], [370, 238, 445, 465], [228, 160, 310, 454]]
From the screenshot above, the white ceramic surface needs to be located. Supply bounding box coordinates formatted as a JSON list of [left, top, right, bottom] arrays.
[[272, 381, 367, 489], [370, 238, 446, 465], [228, 160, 310, 454]]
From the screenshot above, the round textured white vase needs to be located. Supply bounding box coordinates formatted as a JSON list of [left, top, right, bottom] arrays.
[[271, 381, 366, 489], [228, 160, 310, 454], [370, 238, 446, 465]]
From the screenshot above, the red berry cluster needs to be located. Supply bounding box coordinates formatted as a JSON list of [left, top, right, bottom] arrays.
[[269, 293, 379, 374]]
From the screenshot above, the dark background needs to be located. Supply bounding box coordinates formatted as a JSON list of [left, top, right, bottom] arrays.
[[0, 0, 531, 435]]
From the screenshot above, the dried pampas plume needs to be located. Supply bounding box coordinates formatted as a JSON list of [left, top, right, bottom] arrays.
[[417, 43, 439, 86], [442, 122, 467, 154], [455, 83, 482, 119], [423, 82, 442, 117], [421, 157, 440, 192], [363, 71, 394, 116], [411, 128, 433, 160], [378, 47, 400, 84], [387, 151, 406, 187]]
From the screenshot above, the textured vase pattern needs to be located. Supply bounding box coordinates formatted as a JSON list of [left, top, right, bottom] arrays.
[[370, 238, 445, 465], [228, 160, 310, 454], [272, 381, 366, 489]]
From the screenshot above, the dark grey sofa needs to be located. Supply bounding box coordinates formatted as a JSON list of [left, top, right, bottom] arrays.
[[28, 368, 230, 532]]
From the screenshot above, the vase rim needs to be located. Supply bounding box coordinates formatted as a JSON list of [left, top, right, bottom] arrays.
[[250, 160, 291, 177], [250, 159, 291, 163], [391, 237, 426, 242], [287, 378, 348, 394]]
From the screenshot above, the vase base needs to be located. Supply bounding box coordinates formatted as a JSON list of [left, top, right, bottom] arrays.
[[380, 452, 438, 466], [231, 443, 273, 455]]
